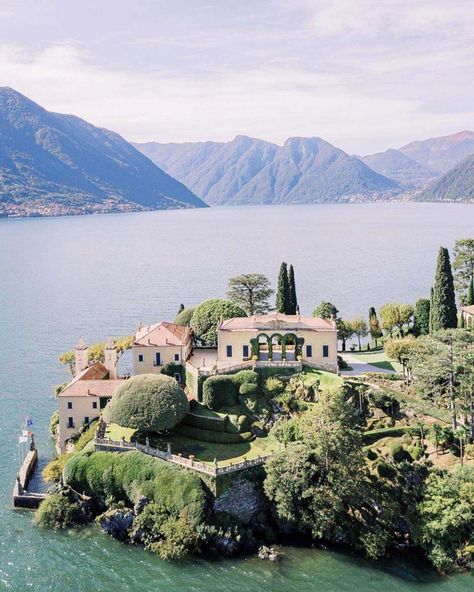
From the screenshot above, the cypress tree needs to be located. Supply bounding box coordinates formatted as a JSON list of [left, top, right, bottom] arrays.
[[413, 298, 431, 336], [288, 264, 298, 314], [429, 287, 434, 333], [430, 247, 458, 331], [466, 277, 474, 305], [276, 262, 290, 314]]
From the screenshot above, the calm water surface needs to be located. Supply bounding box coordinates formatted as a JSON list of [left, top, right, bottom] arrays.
[[0, 203, 473, 591]]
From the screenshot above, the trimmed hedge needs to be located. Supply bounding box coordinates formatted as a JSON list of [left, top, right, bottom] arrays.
[[363, 425, 414, 445], [182, 411, 229, 433], [64, 450, 206, 526], [239, 383, 258, 396], [202, 370, 259, 411], [175, 424, 255, 443]]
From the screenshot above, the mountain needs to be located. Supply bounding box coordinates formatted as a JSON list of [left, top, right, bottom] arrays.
[[0, 87, 205, 216], [398, 130, 474, 174], [135, 135, 399, 205], [360, 148, 437, 187], [419, 154, 474, 202]]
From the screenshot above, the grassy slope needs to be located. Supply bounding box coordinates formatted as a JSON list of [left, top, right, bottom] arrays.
[[350, 350, 403, 372]]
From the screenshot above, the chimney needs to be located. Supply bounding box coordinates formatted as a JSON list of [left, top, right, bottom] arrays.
[[74, 337, 89, 375], [104, 336, 118, 379]]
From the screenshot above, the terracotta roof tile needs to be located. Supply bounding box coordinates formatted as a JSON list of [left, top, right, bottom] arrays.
[[134, 321, 192, 346], [58, 379, 124, 398]]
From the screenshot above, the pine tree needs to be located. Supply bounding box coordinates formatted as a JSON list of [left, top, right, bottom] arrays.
[[430, 247, 458, 331], [466, 277, 474, 306], [288, 264, 298, 314], [276, 262, 290, 314]]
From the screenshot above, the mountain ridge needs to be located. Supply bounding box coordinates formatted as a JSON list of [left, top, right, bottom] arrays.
[[0, 87, 206, 216]]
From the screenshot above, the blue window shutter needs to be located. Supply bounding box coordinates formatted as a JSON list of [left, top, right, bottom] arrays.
[[323, 345, 329, 358], [226, 345, 233, 357]]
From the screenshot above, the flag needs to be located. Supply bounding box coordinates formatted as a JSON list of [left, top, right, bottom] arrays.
[[26, 418, 33, 428], [19, 436, 28, 444]]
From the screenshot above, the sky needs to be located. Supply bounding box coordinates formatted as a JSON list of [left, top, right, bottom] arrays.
[[0, 0, 473, 154]]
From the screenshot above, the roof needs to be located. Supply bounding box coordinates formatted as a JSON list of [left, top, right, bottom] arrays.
[[133, 321, 192, 346], [219, 312, 336, 332], [462, 305, 474, 315], [58, 379, 125, 398], [58, 361, 124, 398]]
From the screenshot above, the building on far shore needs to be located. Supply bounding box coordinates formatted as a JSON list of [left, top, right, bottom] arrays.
[[57, 313, 338, 450], [461, 305, 474, 328]]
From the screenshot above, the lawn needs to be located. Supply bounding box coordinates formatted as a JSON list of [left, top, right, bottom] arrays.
[[147, 430, 281, 467], [300, 367, 343, 388], [349, 350, 403, 372], [105, 423, 137, 442]]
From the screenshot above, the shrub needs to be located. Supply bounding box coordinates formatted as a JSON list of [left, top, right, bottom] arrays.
[[408, 444, 424, 461], [175, 424, 254, 443], [174, 307, 195, 327], [366, 449, 378, 461], [149, 517, 202, 560], [363, 426, 413, 444], [104, 374, 189, 433], [239, 382, 258, 396], [264, 377, 284, 397], [190, 299, 246, 345], [337, 355, 348, 369], [74, 420, 98, 452], [182, 411, 229, 433], [233, 370, 258, 385], [43, 454, 70, 482], [465, 444, 474, 460], [64, 450, 206, 526], [389, 443, 409, 463], [375, 461, 397, 479], [49, 410, 59, 438], [202, 375, 238, 410], [35, 493, 81, 529]]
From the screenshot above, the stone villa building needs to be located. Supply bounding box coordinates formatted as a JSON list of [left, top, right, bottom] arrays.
[[56, 312, 338, 451], [461, 305, 474, 327]]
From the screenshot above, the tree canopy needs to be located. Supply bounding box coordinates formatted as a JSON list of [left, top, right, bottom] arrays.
[[413, 298, 431, 336], [59, 336, 133, 376], [226, 273, 273, 315], [288, 264, 298, 314], [379, 302, 414, 336], [430, 247, 457, 331], [174, 306, 196, 327], [104, 374, 189, 433], [190, 299, 246, 345], [275, 262, 290, 314], [453, 239, 474, 301]]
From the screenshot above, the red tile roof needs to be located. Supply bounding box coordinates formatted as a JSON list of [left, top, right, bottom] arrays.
[[219, 312, 336, 332], [58, 361, 124, 398], [134, 321, 192, 346]]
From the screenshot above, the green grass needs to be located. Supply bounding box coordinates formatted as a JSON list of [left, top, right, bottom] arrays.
[[349, 350, 403, 372], [300, 368, 343, 388], [146, 430, 281, 467], [105, 423, 137, 442]]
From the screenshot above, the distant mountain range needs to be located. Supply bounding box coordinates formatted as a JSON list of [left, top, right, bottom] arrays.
[[0, 87, 473, 217], [0, 87, 205, 217], [136, 130, 474, 205], [419, 154, 474, 202], [135, 135, 399, 205], [360, 131, 474, 188]]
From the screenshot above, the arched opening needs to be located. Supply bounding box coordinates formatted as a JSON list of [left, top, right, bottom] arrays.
[[257, 333, 270, 361], [270, 333, 283, 361], [283, 333, 297, 361]]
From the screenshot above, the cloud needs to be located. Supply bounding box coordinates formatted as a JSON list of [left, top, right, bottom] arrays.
[[0, 19, 472, 155]]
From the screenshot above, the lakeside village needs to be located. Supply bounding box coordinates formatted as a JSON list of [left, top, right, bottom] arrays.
[[16, 241, 474, 571]]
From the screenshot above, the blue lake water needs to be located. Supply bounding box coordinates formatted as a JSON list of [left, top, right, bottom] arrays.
[[0, 203, 473, 591]]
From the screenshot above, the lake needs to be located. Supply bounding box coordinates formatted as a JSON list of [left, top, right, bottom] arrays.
[[0, 202, 473, 591]]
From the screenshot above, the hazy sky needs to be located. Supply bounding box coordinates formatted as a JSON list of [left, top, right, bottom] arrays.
[[0, 0, 473, 153]]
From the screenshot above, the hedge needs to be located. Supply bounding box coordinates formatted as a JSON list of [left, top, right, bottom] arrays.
[[64, 450, 206, 526], [239, 383, 258, 396], [175, 424, 255, 443], [202, 370, 259, 411], [182, 411, 229, 433], [363, 425, 414, 445]]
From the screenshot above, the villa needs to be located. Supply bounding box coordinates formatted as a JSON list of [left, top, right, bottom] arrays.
[[56, 312, 337, 451], [461, 305, 474, 327]]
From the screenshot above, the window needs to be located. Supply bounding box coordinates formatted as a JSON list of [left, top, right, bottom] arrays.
[[323, 345, 329, 358], [67, 401, 72, 409], [155, 352, 162, 366], [226, 345, 233, 357], [84, 417, 89, 425], [242, 345, 249, 358], [306, 345, 313, 358], [67, 417, 74, 428], [92, 401, 97, 409], [174, 373, 181, 382], [138, 354, 144, 362], [174, 353, 180, 362]]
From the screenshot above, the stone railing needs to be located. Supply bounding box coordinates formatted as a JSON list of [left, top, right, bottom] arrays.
[[94, 437, 271, 476], [254, 360, 302, 370], [302, 360, 339, 374]]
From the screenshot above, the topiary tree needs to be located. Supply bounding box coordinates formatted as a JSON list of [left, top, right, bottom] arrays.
[[174, 306, 195, 327], [104, 374, 189, 433], [190, 299, 246, 345]]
